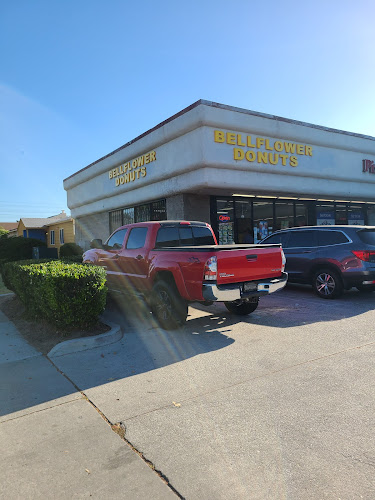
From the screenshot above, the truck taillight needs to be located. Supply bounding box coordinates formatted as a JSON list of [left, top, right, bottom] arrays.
[[203, 256, 217, 281], [281, 249, 286, 272], [352, 250, 375, 262]]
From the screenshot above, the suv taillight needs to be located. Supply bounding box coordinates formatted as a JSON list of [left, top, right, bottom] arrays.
[[203, 256, 217, 281], [352, 250, 375, 262]]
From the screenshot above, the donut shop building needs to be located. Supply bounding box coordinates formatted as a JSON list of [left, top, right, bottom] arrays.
[[63, 100, 375, 249]]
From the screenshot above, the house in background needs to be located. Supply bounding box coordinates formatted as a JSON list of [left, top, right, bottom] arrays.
[[0, 222, 18, 238], [17, 211, 75, 253]]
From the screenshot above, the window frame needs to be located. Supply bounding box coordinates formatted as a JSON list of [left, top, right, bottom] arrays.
[[50, 230, 55, 246]]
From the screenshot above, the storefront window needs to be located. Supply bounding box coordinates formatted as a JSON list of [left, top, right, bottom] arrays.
[[367, 206, 375, 225], [253, 201, 273, 243], [274, 201, 294, 231], [347, 204, 365, 225], [135, 204, 151, 222], [295, 203, 308, 226], [216, 198, 234, 244], [235, 200, 253, 243], [109, 210, 123, 234], [151, 200, 166, 220], [123, 208, 135, 225], [110, 199, 165, 233], [335, 204, 347, 224], [213, 197, 371, 244]]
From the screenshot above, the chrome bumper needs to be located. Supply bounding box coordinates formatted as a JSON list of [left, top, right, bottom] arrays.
[[202, 273, 288, 302]]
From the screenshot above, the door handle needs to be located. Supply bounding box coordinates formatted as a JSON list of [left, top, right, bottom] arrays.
[[136, 254, 143, 260]]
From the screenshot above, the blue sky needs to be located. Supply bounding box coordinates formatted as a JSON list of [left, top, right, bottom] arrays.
[[1, 0, 374, 221]]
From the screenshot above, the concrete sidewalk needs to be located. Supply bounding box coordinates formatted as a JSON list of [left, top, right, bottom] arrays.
[[0, 304, 176, 499]]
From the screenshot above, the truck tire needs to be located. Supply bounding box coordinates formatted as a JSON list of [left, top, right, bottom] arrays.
[[224, 299, 259, 316], [152, 280, 188, 330]]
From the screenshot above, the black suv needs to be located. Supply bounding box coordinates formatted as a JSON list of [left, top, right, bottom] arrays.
[[260, 226, 375, 299]]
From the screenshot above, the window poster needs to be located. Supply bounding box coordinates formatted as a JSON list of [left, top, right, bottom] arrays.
[[254, 221, 269, 243], [348, 212, 364, 225], [317, 211, 335, 225]]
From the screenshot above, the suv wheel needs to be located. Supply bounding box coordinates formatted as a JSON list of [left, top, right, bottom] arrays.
[[312, 268, 343, 299]]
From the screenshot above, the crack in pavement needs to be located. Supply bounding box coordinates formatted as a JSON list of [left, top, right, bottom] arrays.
[[46, 355, 184, 499]]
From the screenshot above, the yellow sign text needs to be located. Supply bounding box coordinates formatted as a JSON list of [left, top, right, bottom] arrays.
[[108, 150, 156, 187], [214, 130, 313, 168]]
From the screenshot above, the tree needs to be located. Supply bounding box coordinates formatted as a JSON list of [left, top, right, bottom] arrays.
[[0, 227, 9, 239]]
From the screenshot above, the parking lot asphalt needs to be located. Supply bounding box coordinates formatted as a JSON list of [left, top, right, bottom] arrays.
[[49, 285, 375, 499], [1, 286, 375, 499]]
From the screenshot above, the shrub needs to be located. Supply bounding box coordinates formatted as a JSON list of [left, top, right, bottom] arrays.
[[59, 242, 83, 258], [60, 255, 83, 263], [0, 237, 46, 263], [3, 260, 107, 329]]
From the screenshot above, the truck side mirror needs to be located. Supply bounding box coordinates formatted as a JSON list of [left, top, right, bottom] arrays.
[[90, 238, 103, 249]]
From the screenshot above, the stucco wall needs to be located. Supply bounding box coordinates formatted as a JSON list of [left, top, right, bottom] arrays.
[[183, 194, 210, 222], [75, 212, 110, 251], [166, 194, 210, 223], [64, 101, 375, 220], [166, 195, 184, 219]]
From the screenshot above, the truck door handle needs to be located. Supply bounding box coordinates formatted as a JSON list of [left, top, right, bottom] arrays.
[[246, 254, 258, 261], [136, 254, 143, 260]]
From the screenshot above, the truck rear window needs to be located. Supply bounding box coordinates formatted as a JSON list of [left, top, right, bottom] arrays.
[[155, 226, 215, 248], [357, 230, 375, 245]]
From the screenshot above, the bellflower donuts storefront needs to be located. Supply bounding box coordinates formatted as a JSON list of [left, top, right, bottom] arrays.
[[63, 100, 375, 249]]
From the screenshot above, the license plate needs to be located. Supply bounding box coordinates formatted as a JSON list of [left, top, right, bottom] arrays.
[[243, 282, 258, 293]]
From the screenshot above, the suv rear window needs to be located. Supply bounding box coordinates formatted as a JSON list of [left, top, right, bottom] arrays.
[[317, 230, 350, 246], [357, 229, 375, 245], [155, 225, 215, 248]]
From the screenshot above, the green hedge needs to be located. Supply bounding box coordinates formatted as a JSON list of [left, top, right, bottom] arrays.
[[0, 237, 46, 263], [59, 242, 83, 258], [3, 260, 107, 329]]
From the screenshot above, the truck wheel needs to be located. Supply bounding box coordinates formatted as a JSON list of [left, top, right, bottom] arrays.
[[152, 280, 188, 330], [312, 268, 343, 299], [224, 299, 259, 316]]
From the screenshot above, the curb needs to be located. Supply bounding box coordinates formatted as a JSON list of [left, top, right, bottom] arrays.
[[47, 320, 123, 358]]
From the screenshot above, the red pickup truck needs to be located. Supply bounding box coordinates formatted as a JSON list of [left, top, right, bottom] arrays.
[[83, 221, 287, 329]]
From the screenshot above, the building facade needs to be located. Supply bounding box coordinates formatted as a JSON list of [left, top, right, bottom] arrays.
[[63, 100, 375, 249]]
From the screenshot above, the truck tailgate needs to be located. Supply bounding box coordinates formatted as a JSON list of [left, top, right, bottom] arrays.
[[216, 245, 282, 285]]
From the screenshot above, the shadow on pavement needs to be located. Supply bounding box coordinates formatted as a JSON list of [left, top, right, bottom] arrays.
[[2, 284, 374, 420]]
